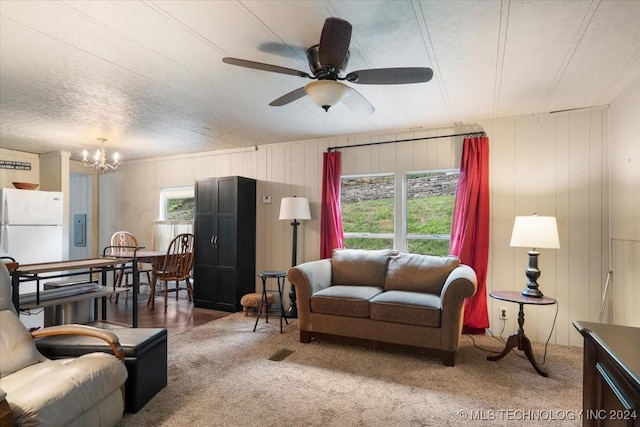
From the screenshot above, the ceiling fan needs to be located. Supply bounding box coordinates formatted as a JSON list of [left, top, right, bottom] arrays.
[[223, 17, 433, 114]]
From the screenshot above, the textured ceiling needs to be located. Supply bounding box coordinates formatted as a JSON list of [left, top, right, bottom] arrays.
[[1, 0, 639, 162]]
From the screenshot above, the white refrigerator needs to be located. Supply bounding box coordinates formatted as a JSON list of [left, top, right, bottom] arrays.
[[1, 188, 64, 328], [0, 188, 63, 263]]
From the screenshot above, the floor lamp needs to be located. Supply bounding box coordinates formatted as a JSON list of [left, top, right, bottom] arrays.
[[279, 196, 311, 318], [510, 215, 560, 298]]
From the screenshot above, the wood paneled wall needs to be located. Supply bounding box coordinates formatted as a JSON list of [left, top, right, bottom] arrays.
[[479, 110, 609, 347], [611, 239, 640, 327], [99, 102, 639, 347], [608, 76, 640, 329]]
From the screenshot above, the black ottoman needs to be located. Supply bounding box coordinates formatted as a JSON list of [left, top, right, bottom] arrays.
[[35, 326, 167, 413]]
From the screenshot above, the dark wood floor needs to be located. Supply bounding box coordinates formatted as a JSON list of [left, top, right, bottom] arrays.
[[104, 287, 230, 335]]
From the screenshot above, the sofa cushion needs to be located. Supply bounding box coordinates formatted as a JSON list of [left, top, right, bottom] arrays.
[[1, 353, 127, 426], [311, 285, 383, 318], [0, 262, 17, 315], [0, 310, 41, 378], [332, 249, 392, 288], [369, 290, 441, 327], [384, 253, 459, 294]]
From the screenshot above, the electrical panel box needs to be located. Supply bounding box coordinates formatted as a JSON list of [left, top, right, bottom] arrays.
[[73, 214, 86, 247]]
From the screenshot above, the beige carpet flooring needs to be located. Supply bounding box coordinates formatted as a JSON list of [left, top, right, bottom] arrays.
[[117, 313, 584, 427]]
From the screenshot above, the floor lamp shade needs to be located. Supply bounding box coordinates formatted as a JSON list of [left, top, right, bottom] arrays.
[[279, 196, 311, 318], [510, 215, 560, 298], [279, 197, 311, 221]]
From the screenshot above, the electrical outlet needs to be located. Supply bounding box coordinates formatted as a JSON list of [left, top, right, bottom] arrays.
[[499, 306, 508, 320]]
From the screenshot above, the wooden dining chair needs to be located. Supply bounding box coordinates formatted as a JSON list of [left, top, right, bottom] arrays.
[[150, 233, 195, 312], [110, 231, 153, 301]]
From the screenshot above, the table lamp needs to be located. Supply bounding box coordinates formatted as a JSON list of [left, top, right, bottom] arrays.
[[510, 215, 560, 298], [279, 196, 311, 318]]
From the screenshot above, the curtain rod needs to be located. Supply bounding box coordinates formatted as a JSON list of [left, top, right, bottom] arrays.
[[326, 131, 486, 152]]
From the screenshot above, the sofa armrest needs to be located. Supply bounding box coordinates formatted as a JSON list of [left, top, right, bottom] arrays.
[[439, 264, 478, 351], [287, 259, 332, 330], [441, 264, 477, 302], [31, 325, 124, 362]]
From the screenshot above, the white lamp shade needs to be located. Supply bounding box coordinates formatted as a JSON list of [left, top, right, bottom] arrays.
[[279, 197, 311, 220], [510, 216, 560, 249], [304, 80, 350, 109]]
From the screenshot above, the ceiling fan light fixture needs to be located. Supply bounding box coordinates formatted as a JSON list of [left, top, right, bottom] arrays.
[[304, 80, 350, 111]]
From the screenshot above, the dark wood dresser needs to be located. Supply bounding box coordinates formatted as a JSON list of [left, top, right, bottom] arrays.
[[573, 321, 639, 426]]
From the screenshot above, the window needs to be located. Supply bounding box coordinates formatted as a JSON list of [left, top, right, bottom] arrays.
[[405, 171, 458, 256], [341, 170, 457, 256], [341, 175, 395, 250], [159, 186, 195, 220]]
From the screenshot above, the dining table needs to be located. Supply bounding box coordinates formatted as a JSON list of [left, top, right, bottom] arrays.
[[105, 248, 166, 310]]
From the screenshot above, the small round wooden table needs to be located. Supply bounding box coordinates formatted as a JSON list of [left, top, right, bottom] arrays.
[[487, 290, 557, 377]]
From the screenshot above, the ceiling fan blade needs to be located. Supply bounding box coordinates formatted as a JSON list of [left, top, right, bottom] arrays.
[[342, 87, 375, 115], [257, 42, 307, 59], [223, 57, 311, 78], [346, 67, 433, 85], [319, 17, 352, 71], [269, 87, 307, 106]]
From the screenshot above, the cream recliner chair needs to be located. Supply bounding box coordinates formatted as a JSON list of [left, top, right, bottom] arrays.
[[0, 261, 128, 426]]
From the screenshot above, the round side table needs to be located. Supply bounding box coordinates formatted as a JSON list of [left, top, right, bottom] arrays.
[[488, 290, 557, 377]]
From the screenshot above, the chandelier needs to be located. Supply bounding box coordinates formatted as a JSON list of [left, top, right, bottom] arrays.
[[83, 137, 120, 171]]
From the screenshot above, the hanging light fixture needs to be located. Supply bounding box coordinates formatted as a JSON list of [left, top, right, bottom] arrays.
[[304, 80, 351, 112], [82, 137, 120, 172]]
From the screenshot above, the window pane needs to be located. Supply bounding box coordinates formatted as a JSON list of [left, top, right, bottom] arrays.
[[166, 197, 194, 220], [406, 172, 457, 236], [344, 237, 394, 251], [160, 186, 195, 220], [407, 239, 451, 256], [341, 175, 394, 234]]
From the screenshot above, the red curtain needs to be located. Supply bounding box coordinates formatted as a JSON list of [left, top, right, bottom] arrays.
[[320, 151, 344, 259], [450, 136, 490, 334]]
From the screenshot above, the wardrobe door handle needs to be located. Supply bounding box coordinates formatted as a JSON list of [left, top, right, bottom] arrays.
[[210, 235, 215, 247], [213, 235, 218, 248]]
